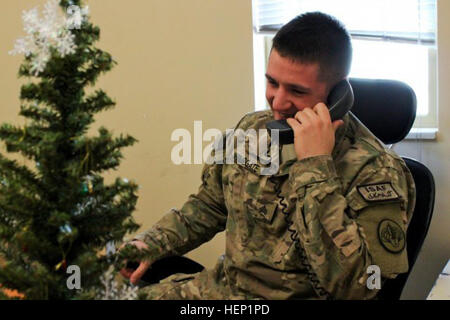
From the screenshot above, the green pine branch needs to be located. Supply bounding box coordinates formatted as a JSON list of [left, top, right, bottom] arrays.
[[19, 104, 60, 125]]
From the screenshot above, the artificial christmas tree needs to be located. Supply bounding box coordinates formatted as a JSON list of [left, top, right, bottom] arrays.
[[0, 0, 142, 299]]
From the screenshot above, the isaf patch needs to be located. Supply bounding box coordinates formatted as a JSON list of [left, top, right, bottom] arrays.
[[357, 183, 399, 202], [377, 219, 405, 253]]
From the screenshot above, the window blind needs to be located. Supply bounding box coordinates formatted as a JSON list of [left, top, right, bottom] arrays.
[[252, 0, 437, 45]]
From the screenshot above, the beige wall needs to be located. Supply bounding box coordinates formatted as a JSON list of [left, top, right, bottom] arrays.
[[0, 0, 254, 269], [1, 0, 448, 300]]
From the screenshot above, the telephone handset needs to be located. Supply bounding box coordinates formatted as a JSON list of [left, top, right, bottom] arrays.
[[266, 79, 354, 145]]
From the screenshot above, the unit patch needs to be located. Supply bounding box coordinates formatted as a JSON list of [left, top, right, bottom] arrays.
[[357, 183, 399, 202], [377, 219, 405, 253]]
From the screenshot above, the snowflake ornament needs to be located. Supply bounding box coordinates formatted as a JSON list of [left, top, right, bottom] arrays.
[[72, 196, 97, 216], [66, 5, 90, 30], [9, 0, 90, 76], [97, 269, 138, 300]]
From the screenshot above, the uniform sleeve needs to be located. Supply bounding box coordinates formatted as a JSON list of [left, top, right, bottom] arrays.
[[289, 154, 412, 300], [133, 160, 228, 264]]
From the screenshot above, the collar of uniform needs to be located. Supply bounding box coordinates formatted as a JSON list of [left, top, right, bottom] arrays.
[[275, 114, 350, 176]]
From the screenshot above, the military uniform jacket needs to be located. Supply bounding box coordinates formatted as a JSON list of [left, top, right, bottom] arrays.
[[135, 110, 416, 300]]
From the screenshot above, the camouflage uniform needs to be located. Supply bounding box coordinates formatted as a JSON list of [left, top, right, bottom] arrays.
[[135, 110, 416, 300]]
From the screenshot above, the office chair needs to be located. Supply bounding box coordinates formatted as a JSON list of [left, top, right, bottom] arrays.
[[138, 78, 435, 300], [349, 78, 436, 300]]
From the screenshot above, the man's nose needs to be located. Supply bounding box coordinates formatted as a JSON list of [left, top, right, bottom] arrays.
[[271, 87, 292, 111]]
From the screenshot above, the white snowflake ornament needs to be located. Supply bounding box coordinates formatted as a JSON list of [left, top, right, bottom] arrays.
[[9, 0, 89, 76], [66, 5, 90, 30], [97, 269, 138, 300]]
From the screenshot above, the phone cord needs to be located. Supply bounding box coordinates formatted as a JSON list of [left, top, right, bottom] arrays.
[[275, 181, 332, 300]]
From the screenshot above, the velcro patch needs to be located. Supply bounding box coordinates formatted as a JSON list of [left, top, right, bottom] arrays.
[[357, 182, 399, 202], [377, 219, 405, 253]]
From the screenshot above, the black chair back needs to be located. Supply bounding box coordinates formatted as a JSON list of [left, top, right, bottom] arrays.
[[350, 78, 435, 300], [349, 78, 417, 144]]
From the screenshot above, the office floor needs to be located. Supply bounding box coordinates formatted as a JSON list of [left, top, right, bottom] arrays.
[[427, 259, 450, 300]]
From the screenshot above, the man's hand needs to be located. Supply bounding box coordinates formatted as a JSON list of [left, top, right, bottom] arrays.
[[286, 102, 344, 161], [119, 240, 151, 285]]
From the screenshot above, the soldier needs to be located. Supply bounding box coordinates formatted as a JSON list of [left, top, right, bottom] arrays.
[[120, 12, 415, 300]]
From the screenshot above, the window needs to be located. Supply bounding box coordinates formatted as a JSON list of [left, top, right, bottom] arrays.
[[252, 0, 438, 131]]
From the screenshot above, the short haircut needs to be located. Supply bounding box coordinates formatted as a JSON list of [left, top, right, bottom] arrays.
[[272, 11, 352, 86]]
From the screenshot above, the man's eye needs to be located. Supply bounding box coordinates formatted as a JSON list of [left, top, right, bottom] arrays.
[[292, 90, 304, 95]]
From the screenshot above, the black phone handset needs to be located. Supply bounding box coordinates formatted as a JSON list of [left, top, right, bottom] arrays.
[[266, 79, 354, 145]]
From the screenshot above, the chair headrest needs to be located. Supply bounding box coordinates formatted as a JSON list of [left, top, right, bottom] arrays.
[[349, 78, 417, 144]]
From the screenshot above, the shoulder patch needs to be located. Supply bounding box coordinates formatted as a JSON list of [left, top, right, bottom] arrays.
[[357, 182, 399, 202], [377, 219, 406, 253]]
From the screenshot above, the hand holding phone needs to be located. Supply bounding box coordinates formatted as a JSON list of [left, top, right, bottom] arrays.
[[266, 79, 354, 145]]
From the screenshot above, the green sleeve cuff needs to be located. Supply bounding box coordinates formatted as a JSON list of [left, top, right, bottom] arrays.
[[289, 155, 338, 191]]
